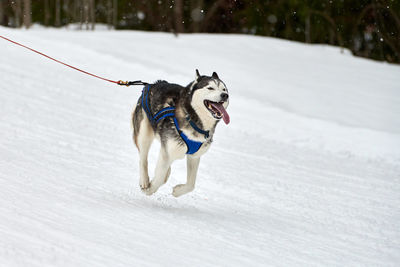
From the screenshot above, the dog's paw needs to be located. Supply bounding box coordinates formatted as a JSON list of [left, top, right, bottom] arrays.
[[141, 183, 157, 196], [172, 184, 194, 197], [139, 177, 150, 191], [140, 181, 149, 190]]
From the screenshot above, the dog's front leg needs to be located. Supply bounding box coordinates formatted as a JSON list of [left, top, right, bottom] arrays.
[[144, 148, 171, 196], [172, 156, 200, 197]]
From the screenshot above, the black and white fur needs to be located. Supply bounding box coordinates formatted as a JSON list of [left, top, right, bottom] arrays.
[[132, 70, 229, 197]]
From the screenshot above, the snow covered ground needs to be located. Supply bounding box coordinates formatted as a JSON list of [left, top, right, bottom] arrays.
[[0, 26, 399, 267]]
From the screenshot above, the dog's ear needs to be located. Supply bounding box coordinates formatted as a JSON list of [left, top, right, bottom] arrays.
[[195, 69, 201, 80], [212, 72, 219, 79]]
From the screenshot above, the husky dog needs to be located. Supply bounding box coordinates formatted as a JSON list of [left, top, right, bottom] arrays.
[[132, 70, 230, 197]]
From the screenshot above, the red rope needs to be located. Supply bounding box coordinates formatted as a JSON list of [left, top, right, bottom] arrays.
[[0, 34, 122, 85]]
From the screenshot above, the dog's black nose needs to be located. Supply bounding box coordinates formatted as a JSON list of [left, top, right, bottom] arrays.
[[221, 93, 229, 101]]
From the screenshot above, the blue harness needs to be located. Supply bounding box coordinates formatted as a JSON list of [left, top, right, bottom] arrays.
[[141, 85, 209, 155]]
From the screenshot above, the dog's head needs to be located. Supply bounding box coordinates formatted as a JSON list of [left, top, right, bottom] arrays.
[[188, 70, 230, 124]]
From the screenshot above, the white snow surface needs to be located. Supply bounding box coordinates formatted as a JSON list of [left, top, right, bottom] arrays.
[[0, 27, 400, 267]]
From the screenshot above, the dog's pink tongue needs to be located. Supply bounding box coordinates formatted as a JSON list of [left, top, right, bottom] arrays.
[[211, 103, 230, 124]]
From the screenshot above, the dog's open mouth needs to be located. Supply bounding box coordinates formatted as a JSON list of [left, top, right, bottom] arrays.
[[204, 100, 230, 124]]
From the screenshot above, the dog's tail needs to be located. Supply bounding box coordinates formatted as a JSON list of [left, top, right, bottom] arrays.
[[132, 98, 142, 150]]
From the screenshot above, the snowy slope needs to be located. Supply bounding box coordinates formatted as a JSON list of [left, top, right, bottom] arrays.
[[0, 26, 399, 267]]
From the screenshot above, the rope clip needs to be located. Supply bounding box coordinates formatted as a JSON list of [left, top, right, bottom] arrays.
[[118, 80, 130, 86]]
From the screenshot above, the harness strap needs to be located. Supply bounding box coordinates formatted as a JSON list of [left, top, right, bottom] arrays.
[[154, 107, 176, 123], [142, 85, 176, 126], [186, 116, 209, 139], [173, 117, 203, 155], [141, 85, 153, 123], [155, 111, 175, 124]]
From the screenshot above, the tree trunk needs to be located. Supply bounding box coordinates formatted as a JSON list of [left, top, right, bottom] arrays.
[[375, 5, 400, 60], [90, 0, 95, 30], [44, 0, 50, 26], [283, 13, 293, 39], [107, 0, 112, 29], [162, 0, 173, 32], [63, 0, 70, 25], [113, 0, 117, 28], [11, 0, 22, 28], [309, 10, 343, 48], [140, 1, 156, 31], [191, 0, 204, 32], [0, 1, 4, 26], [73, 0, 81, 29], [83, 0, 89, 30], [327, 2, 334, 45], [23, 0, 31, 28], [174, 0, 184, 33], [329, 28, 334, 44], [305, 12, 311, 43], [201, 0, 229, 31], [55, 0, 61, 27], [75, 0, 82, 29]]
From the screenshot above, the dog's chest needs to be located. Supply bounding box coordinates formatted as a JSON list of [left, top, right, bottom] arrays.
[[192, 140, 211, 157], [165, 136, 212, 159]]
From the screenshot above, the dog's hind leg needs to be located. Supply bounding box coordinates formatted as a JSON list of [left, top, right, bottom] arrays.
[[144, 147, 171, 195], [135, 113, 154, 190], [172, 156, 200, 197], [164, 167, 171, 184]]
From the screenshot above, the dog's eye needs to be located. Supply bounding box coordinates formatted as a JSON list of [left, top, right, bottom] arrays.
[[207, 87, 215, 90]]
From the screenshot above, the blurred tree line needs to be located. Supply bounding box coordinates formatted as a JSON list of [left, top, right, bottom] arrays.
[[0, 0, 399, 63]]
